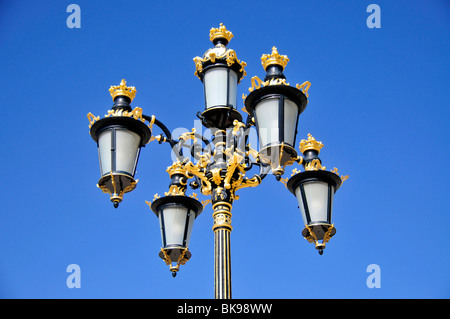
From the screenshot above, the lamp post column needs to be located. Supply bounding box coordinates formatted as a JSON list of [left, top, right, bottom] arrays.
[[212, 200, 233, 299]]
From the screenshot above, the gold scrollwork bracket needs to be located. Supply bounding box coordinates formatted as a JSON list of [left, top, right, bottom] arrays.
[[231, 119, 246, 136], [246, 143, 259, 162], [183, 161, 212, 196], [232, 175, 261, 193], [179, 128, 197, 144]]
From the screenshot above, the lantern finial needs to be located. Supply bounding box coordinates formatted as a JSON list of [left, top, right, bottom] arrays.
[[209, 23, 234, 43], [109, 79, 137, 102], [261, 46, 289, 71]]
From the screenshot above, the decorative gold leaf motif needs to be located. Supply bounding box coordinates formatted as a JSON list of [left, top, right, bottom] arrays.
[[87, 112, 100, 128], [296, 81, 311, 98], [189, 193, 199, 200], [304, 159, 326, 171], [164, 185, 185, 196], [304, 225, 318, 244], [291, 168, 300, 176], [331, 167, 349, 183], [201, 199, 212, 207], [211, 168, 223, 186], [279, 177, 288, 188], [323, 224, 335, 244], [248, 76, 290, 93], [193, 49, 246, 82]]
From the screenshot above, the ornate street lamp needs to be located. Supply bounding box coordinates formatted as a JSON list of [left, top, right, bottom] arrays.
[[86, 24, 348, 299], [286, 134, 347, 255], [244, 47, 308, 178], [147, 161, 204, 277], [88, 80, 151, 208], [194, 23, 247, 129], [150, 195, 203, 277]]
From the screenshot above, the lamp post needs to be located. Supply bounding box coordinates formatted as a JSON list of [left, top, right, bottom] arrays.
[[87, 24, 348, 299]]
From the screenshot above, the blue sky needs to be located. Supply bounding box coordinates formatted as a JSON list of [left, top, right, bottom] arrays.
[[0, 0, 449, 298]]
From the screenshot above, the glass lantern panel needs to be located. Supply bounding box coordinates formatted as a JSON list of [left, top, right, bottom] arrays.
[[160, 205, 189, 248], [184, 211, 196, 247], [329, 185, 335, 221], [294, 186, 308, 225], [283, 98, 299, 147], [204, 67, 237, 109], [227, 69, 238, 109], [254, 97, 279, 148], [303, 181, 330, 224], [98, 129, 112, 176], [115, 129, 141, 176]]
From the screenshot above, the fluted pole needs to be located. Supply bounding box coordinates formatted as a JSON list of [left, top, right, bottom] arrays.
[[212, 201, 233, 299]]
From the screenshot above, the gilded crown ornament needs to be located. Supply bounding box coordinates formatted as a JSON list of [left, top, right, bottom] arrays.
[[109, 79, 137, 102], [299, 133, 324, 153], [209, 23, 234, 43], [261, 46, 289, 71]]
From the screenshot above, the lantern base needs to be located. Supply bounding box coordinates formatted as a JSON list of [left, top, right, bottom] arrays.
[[302, 224, 336, 254], [159, 247, 192, 276], [200, 106, 242, 129], [97, 172, 138, 207], [259, 143, 298, 176]]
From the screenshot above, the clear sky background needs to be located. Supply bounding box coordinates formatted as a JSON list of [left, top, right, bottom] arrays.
[[0, 0, 448, 299]]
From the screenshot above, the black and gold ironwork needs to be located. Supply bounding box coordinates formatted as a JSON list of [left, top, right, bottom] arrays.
[[87, 23, 347, 299]]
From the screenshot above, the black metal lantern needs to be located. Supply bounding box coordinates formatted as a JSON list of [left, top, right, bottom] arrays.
[[287, 170, 342, 254], [88, 80, 151, 207], [286, 134, 344, 254], [193, 23, 246, 129], [245, 47, 308, 177], [151, 195, 203, 276]]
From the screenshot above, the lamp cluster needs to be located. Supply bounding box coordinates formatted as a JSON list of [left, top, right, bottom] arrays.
[[87, 24, 347, 286]]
